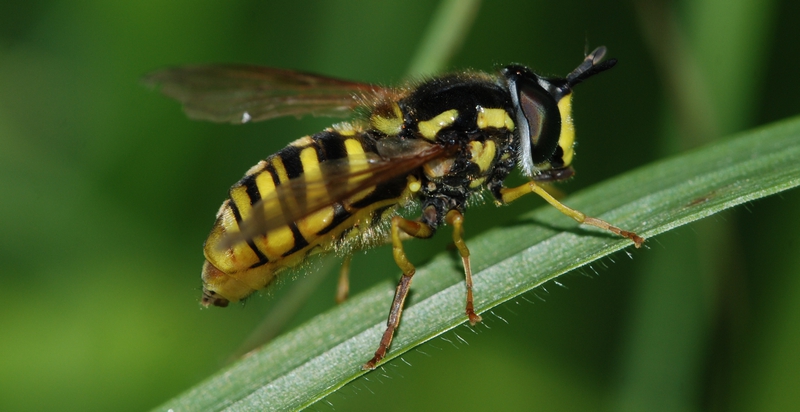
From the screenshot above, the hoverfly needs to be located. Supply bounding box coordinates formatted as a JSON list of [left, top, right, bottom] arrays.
[[145, 46, 643, 369]]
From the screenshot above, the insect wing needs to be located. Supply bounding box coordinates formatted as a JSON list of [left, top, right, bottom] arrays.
[[143, 65, 394, 124], [218, 139, 446, 250]]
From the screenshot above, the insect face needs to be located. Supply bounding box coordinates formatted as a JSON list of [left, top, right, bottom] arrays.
[[502, 47, 617, 180]]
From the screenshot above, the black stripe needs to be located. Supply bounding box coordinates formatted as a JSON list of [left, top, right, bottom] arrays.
[[247, 240, 269, 266], [241, 174, 261, 204], [228, 199, 243, 223], [350, 176, 408, 209], [307, 135, 326, 161], [359, 132, 379, 153], [265, 159, 307, 244], [279, 146, 304, 179], [318, 202, 352, 235], [264, 163, 280, 187], [317, 131, 348, 160], [304, 244, 323, 258], [282, 222, 310, 257], [223, 200, 269, 265]]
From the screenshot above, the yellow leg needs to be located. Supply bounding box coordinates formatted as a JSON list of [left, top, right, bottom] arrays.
[[501, 181, 644, 248], [363, 215, 434, 370], [445, 209, 482, 325], [336, 255, 352, 304]]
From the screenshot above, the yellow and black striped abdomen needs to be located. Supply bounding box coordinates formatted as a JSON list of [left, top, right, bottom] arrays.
[[201, 126, 411, 305]]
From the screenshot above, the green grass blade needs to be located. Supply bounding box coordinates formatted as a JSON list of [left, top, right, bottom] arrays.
[[153, 117, 800, 412]]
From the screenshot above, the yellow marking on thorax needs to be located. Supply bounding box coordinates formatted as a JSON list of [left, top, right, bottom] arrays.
[[370, 103, 404, 136], [476, 107, 515, 131], [557, 94, 575, 166], [468, 140, 496, 173], [418, 109, 458, 140]]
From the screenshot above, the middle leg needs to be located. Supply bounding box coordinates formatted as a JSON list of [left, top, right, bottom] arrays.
[[363, 214, 434, 370], [445, 209, 482, 325]]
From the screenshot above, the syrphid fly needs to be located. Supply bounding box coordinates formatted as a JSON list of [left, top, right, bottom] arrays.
[[145, 46, 643, 369]]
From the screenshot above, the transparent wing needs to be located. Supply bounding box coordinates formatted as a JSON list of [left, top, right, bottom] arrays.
[[218, 138, 447, 249], [143, 65, 395, 124]]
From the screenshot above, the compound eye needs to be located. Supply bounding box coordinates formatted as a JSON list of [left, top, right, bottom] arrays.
[[516, 79, 561, 164], [519, 89, 544, 145]]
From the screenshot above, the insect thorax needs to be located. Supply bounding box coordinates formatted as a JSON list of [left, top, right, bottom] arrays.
[[370, 73, 519, 228]]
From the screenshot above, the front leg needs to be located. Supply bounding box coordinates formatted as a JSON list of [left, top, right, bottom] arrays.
[[501, 181, 644, 247]]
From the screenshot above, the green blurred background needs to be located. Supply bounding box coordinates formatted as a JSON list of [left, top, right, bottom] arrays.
[[2, 0, 799, 411]]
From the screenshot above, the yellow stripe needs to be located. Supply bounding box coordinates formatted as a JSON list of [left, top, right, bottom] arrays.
[[345, 138, 368, 172], [299, 146, 331, 213], [254, 170, 283, 218], [300, 147, 322, 182], [229, 186, 253, 221], [272, 156, 290, 184], [343, 138, 375, 204], [251, 170, 298, 260], [263, 226, 295, 258], [297, 206, 335, 239], [255, 170, 276, 198], [270, 155, 300, 213]]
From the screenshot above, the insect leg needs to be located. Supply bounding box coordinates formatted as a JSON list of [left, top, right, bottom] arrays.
[[445, 209, 482, 325], [501, 181, 644, 247], [363, 216, 434, 370], [336, 255, 352, 304]]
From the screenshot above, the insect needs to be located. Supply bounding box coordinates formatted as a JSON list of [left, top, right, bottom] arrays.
[[145, 46, 643, 370]]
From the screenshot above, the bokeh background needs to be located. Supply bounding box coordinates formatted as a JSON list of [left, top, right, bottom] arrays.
[[2, 0, 799, 411]]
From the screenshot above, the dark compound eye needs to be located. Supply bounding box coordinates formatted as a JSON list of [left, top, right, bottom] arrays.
[[502, 65, 562, 168], [516, 79, 561, 164]]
